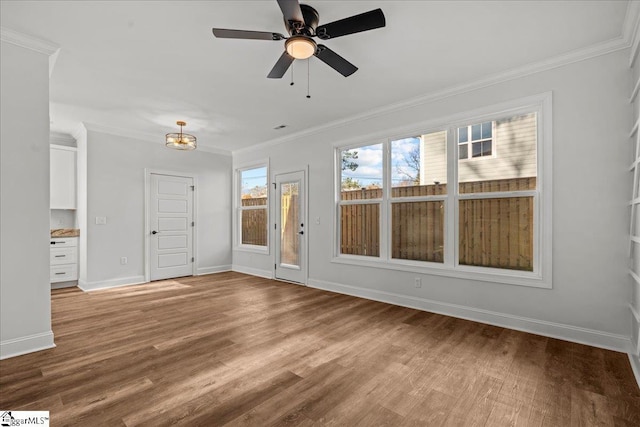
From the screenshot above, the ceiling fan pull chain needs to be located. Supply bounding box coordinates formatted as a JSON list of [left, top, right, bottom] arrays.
[[306, 58, 311, 99], [290, 61, 294, 86]]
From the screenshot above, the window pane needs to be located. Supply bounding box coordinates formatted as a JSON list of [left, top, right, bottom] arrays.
[[340, 204, 380, 257], [341, 143, 383, 200], [392, 201, 444, 262], [471, 124, 481, 141], [482, 140, 492, 156], [459, 197, 533, 271], [241, 167, 268, 201], [391, 131, 447, 196], [459, 144, 468, 160], [458, 127, 468, 143], [481, 122, 492, 139], [472, 142, 482, 158], [280, 183, 300, 266], [241, 209, 267, 246], [459, 113, 537, 193]]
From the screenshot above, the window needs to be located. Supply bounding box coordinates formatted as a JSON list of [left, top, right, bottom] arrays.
[[339, 143, 383, 257], [334, 95, 551, 288], [458, 112, 537, 272], [390, 134, 446, 263], [238, 165, 268, 249], [458, 121, 493, 159]]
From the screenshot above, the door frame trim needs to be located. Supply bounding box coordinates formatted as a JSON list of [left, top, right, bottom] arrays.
[[272, 166, 309, 285], [144, 169, 198, 282]]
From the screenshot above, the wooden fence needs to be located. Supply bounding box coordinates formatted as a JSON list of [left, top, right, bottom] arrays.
[[241, 198, 267, 246], [340, 177, 536, 271], [240, 195, 299, 266], [279, 194, 299, 265], [242, 177, 536, 271], [459, 196, 533, 271]]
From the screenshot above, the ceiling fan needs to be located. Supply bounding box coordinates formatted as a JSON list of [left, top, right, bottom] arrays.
[[212, 0, 386, 78]]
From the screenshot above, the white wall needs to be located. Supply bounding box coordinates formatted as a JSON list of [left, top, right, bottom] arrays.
[[0, 41, 54, 358], [80, 129, 232, 290], [233, 49, 632, 352]]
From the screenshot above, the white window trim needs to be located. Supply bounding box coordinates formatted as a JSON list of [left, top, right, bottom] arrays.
[[332, 93, 553, 289], [234, 159, 270, 254]]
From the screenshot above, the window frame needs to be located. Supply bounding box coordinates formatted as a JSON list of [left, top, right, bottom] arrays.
[[336, 142, 386, 259], [387, 133, 448, 265], [332, 93, 552, 288], [235, 160, 270, 254]]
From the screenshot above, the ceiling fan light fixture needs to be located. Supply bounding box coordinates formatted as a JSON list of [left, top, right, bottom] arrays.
[[166, 120, 197, 150], [285, 36, 316, 59]]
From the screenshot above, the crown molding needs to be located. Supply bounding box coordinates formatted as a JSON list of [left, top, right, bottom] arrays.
[[83, 122, 231, 156], [71, 123, 88, 142], [624, 1, 640, 67], [233, 35, 629, 156], [83, 122, 157, 141], [49, 131, 76, 146], [0, 27, 59, 55], [1, 27, 61, 77]]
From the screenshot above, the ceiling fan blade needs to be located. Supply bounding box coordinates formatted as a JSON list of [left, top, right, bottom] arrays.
[[212, 28, 285, 40], [316, 8, 386, 40], [267, 52, 295, 78], [277, 0, 304, 23], [314, 45, 358, 77]]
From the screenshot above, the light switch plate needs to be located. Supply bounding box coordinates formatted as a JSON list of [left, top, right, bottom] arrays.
[[95, 216, 107, 225]]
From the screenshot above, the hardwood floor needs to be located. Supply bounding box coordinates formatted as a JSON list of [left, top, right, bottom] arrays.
[[1, 272, 638, 426]]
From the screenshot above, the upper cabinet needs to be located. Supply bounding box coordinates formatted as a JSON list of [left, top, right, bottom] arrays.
[[50, 145, 77, 209]]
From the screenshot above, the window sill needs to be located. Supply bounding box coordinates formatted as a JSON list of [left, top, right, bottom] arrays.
[[331, 256, 551, 289], [234, 245, 269, 255]]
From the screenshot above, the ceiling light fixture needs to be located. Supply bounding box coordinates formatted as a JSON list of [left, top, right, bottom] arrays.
[[166, 120, 197, 151], [285, 36, 316, 60]]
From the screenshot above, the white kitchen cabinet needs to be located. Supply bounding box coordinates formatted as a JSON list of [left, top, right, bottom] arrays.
[[50, 237, 78, 283], [50, 145, 77, 209]]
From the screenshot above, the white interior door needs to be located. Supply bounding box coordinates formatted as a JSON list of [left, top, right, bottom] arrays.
[[274, 170, 306, 284], [149, 173, 194, 281]]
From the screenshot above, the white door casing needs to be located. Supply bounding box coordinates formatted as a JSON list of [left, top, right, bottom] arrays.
[[274, 170, 307, 284], [149, 173, 194, 281]]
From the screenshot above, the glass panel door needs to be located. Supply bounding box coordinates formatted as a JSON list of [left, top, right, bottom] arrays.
[[280, 181, 300, 267], [275, 170, 306, 284]]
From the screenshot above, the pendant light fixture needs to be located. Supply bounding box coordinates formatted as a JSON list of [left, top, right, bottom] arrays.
[[166, 120, 197, 150]]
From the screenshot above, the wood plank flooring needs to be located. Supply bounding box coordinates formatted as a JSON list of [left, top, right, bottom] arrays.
[[0, 272, 638, 426]]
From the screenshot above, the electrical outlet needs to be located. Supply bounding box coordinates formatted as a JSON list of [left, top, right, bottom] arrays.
[[315, 216, 321, 225], [414, 277, 422, 288], [120, 257, 127, 265]]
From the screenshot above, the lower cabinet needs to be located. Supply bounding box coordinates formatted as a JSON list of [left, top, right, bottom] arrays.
[[50, 237, 78, 282]]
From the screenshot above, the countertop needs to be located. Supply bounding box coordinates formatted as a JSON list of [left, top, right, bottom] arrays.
[[51, 228, 80, 237]]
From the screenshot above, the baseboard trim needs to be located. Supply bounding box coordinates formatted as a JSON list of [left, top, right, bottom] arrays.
[[307, 278, 631, 354], [0, 331, 55, 360], [232, 264, 273, 279], [79, 275, 146, 292], [629, 353, 640, 389], [51, 281, 78, 290], [196, 265, 232, 276]]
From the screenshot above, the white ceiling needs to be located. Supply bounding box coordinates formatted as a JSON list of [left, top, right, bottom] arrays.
[[0, 1, 631, 153]]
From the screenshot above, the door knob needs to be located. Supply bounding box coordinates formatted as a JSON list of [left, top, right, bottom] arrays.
[[151, 230, 159, 235], [298, 231, 304, 235]]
